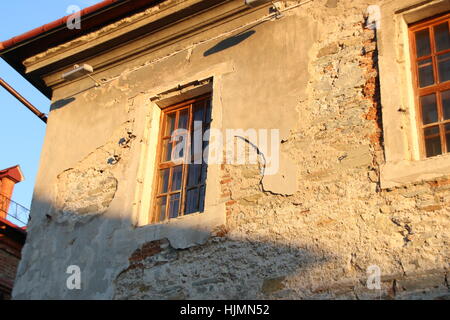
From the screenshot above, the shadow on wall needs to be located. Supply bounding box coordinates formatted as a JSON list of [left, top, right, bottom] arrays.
[[12, 198, 450, 300], [50, 97, 76, 112], [203, 30, 256, 57], [11, 197, 337, 300], [50, 81, 101, 111]]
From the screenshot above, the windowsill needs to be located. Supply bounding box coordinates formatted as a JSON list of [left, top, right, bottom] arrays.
[[377, 0, 450, 189], [138, 210, 206, 227], [134, 202, 226, 249], [381, 153, 450, 189]]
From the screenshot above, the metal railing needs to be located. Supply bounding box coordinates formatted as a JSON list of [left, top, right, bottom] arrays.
[[0, 193, 30, 227]]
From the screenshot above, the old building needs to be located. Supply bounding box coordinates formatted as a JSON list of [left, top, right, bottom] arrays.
[[0, 166, 27, 299], [0, 0, 449, 299]]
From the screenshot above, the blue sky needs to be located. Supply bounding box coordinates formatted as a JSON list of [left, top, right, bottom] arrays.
[[0, 1, 100, 211]]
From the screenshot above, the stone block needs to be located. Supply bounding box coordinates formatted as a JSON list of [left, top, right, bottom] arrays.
[[261, 276, 286, 295]]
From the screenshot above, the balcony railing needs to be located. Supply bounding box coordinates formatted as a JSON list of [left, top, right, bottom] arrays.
[[0, 193, 30, 227]]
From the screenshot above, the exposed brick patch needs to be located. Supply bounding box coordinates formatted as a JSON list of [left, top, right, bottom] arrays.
[[212, 225, 228, 237], [129, 240, 165, 264], [428, 179, 450, 188], [225, 200, 237, 206], [361, 27, 384, 157], [220, 178, 233, 185], [220, 191, 231, 198]]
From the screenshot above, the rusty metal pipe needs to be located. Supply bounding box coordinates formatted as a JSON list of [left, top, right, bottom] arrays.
[[0, 77, 47, 123]]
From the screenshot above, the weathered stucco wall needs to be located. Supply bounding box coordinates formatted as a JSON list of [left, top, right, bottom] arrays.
[[13, 0, 449, 299]]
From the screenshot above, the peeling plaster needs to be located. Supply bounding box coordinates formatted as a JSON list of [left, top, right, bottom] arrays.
[[262, 153, 299, 196]]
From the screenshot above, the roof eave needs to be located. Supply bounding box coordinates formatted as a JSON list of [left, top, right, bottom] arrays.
[[0, 0, 164, 99]]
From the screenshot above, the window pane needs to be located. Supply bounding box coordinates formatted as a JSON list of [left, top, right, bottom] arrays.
[[187, 164, 202, 187], [178, 109, 189, 130], [161, 138, 172, 162], [434, 22, 450, 52], [168, 193, 180, 219], [172, 135, 187, 161], [418, 58, 435, 87], [171, 166, 183, 191], [158, 169, 170, 193], [156, 196, 167, 221], [185, 188, 199, 215], [424, 126, 442, 157], [438, 52, 450, 83], [193, 101, 205, 123], [446, 123, 450, 153], [421, 94, 438, 124], [418, 58, 432, 66], [164, 113, 176, 137], [191, 102, 206, 164], [191, 122, 203, 164], [443, 90, 450, 120], [415, 29, 431, 57]]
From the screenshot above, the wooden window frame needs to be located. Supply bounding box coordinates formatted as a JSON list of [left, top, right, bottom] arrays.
[[150, 94, 212, 223], [409, 12, 450, 158]]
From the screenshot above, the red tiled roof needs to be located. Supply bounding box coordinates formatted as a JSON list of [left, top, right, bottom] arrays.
[[0, 0, 122, 51], [0, 0, 165, 52]]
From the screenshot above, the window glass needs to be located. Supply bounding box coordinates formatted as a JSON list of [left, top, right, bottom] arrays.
[[434, 22, 450, 52], [437, 52, 450, 83], [424, 126, 442, 157], [411, 15, 450, 158], [153, 96, 211, 222], [418, 58, 434, 87], [415, 29, 431, 57]]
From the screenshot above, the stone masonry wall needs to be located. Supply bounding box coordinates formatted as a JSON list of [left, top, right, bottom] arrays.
[[113, 1, 449, 299]]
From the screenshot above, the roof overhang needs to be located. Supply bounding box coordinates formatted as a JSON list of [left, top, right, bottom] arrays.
[[0, 0, 165, 99]]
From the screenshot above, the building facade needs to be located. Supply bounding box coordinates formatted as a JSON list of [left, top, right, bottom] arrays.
[[1, 0, 449, 299], [0, 166, 26, 299]]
